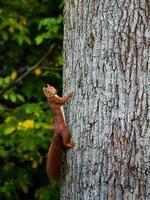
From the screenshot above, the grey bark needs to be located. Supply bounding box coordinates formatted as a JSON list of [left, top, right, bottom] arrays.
[[61, 0, 150, 199]]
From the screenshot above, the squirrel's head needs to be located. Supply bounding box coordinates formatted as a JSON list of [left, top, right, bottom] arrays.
[[43, 84, 57, 98]]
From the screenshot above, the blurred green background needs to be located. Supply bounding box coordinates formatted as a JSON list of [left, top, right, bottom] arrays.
[[0, 0, 63, 199]]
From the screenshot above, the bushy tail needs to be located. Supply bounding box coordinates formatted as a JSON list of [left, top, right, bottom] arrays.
[[46, 137, 63, 182]]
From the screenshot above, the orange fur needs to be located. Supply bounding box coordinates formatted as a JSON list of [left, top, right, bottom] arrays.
[[43, 84, 75, 181]]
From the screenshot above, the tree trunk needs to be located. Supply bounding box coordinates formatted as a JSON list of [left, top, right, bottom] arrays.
[[61, 0, 150, 199]]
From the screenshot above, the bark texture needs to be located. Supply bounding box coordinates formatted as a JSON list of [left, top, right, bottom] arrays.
[[61, 0, 150, 199]]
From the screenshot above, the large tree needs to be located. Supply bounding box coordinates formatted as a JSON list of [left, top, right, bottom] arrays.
[[61, 0, 150, 199]]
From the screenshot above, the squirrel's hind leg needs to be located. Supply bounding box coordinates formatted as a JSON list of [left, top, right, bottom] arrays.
[[61, 129, 75, 148]]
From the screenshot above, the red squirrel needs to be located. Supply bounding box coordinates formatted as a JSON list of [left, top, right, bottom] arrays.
[[43, 84, 75, 181]]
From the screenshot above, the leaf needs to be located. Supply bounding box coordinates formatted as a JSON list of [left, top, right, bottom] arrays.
[[19, 180, 28, 194], [35, 35, 43, 45], [5, 116, 16, 123], [20, 138, 35, 151], [10, 93, 17, 102], [10, 71, 17, 80], [32, 161, 38, 169], [53, 26, 59, 33], [4, 126, 15, 135], [17, 34, 24, 45], [42, 71, 50, 76], [24, 36, 31, 45], [17, 94, 25, 102], [24, 103, 41, 113], [4, 76, 10, 84], [2, 31, 8, 40], [3, 93, 9, 100], [22, 120, 34, 129]]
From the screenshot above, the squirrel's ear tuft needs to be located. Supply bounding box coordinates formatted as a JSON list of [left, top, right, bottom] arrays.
[[43, 87, 47, 96]]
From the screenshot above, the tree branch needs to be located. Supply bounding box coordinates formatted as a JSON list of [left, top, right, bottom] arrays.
[[0, 50, 59, 95]]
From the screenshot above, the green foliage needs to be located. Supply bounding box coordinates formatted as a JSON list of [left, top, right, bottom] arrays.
[[35, 184, 60, 200], [0, 100, 56, 199], [35, 15, 63, 45], [0, 0, 63, 199]]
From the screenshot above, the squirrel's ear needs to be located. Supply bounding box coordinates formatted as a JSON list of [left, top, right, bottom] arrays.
[[43, 87, 47, 97]]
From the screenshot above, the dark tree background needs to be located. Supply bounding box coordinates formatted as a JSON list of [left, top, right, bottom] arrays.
[[0, 0, 63, 199]]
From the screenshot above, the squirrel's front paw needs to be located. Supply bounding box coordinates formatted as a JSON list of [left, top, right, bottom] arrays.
[[65, 140, 75, 148], [68, 92, 73, 98]]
